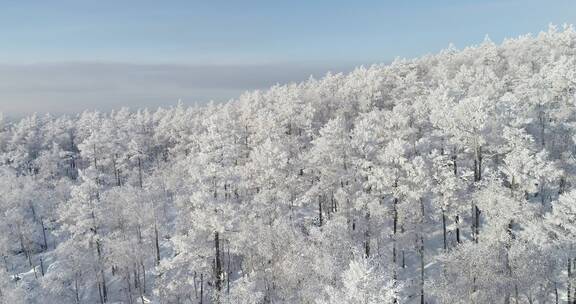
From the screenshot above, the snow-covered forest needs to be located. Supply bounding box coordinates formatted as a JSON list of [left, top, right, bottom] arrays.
[[3, 26, 576, 304]]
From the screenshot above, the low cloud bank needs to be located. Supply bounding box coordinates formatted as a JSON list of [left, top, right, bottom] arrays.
[[0, 62, 354, 116]]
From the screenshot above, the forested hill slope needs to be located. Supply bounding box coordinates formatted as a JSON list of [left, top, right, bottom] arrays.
[[2, 25, 576, 304]]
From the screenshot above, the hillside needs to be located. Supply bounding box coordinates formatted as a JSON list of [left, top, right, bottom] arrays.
[[2, 25, 576, 303]]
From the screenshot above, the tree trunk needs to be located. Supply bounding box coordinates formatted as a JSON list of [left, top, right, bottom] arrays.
[[474, 158, 477, 182], [364, 211, 370, 258], [227, 242, 231, 294], [455, 215, 461, 244], [27, 250, 33, 268], [402, 250, 406, 268], [126, 272, 133, 304], [29, 202, 37, 222], [332, 192, 338, 213], [214, 232, 222, 292], [75, 273, 81, 304], [154, 221, 161, 265], [101, 269, 108, 303], [569, 258, 572, 304], [442, 209, 447, 250], [504, 221, 515, 304], [420, 198, 425, 304], [96, 240, 108, 303], [473, 145, 482, 182], [477, 146, 482, 181], [393, 197, 398, 264], [392, 181, 399, 304], [137, 156, 143, 188], [112, 157, 120, 187], [472, 205, 480, 243], [452, 152, 457, 175], [193, 271, 197, 298], [40, 217, 48, 251], [32, 262, 38, 279], [392, 193, 399, 304], [18, 226, 27, 262], [420, 235, 425, 304], [539, 107, 546, 147], [98, 282, 104, 304], [3, 255, 8, 272], [200, 273, 204, 304], [555, 281, 559, 304], [136, 225, 142, 245], [318, 196, 323, 226], [93, 144, 98, 169], [141, 260, 146, 293], [117, 169, 122, 187], [134, 265, 138, 288], [139, 275, 145, 304]]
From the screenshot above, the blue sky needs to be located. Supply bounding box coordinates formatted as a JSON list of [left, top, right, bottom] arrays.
[[1, 0, 576, 115]]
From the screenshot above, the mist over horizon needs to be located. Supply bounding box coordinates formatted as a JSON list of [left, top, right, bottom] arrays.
[[0, 61, 360, 117]]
